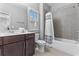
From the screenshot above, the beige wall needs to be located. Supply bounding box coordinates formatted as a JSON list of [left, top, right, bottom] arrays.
[[50, 3, 78, 40]]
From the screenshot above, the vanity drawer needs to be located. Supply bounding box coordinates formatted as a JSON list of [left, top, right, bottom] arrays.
[[0, 38, 2, 45], [28, 33, 35, 38], [25, 33, 35, 40], [3, 35, 25, 45]]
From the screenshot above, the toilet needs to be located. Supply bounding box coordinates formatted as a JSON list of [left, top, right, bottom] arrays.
[[35, 33, 46, 52]]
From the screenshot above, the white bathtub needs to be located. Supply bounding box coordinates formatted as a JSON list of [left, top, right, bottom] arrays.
[[52, 38, 79, 56]]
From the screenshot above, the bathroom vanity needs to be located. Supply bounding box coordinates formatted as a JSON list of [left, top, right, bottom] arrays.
[[0, 32, 35, 56]]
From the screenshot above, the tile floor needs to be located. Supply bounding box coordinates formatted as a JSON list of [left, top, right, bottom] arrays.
[[34, 47, 72, 56]]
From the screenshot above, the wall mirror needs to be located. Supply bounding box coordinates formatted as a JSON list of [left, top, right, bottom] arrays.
[[27, 7, 40, 33]]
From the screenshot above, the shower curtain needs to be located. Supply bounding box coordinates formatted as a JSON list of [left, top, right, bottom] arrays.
[[45, 12, 54, 46]]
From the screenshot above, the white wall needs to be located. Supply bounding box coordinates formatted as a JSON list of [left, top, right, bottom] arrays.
[[0, 3, 40, 30], [20, 3, 40, 11]]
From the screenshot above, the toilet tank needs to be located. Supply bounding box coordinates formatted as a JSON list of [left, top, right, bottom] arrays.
[[35, 33, 39, 41]]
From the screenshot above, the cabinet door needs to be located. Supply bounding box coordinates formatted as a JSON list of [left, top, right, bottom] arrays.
[[26, 37, 35, 56], [3, 41, 25, 56], [0, 46, 3, 56], [0, 37, 3, 45], [0, 38, 3, 56]]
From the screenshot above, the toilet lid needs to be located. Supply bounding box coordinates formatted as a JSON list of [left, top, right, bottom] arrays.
[[36, 40, 46, 44]]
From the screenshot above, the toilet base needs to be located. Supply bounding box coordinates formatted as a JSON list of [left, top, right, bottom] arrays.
[[35, 40, 46, 52]]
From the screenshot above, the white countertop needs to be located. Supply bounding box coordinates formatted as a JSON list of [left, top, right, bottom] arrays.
[[0, 31, 35, 37]]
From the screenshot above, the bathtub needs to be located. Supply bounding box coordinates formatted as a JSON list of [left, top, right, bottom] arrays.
[[52, 38, 79, 56]]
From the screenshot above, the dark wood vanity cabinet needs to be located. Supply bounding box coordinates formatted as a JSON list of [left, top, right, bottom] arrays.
[[26, 37, 35, 56], [0, 46, 3, 56], [0, 47, 1, 56], [3, 41, 25, 56], [26, 34, 35, 56], [0, 38, 3, 56], [0, 33, 35, 56]]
